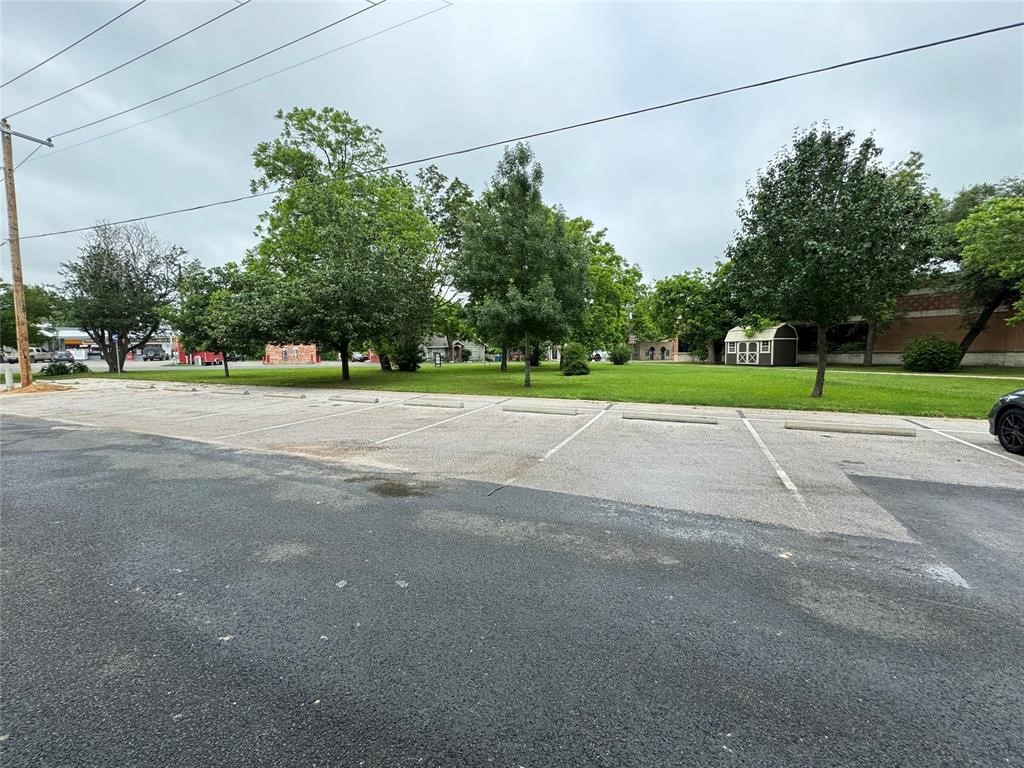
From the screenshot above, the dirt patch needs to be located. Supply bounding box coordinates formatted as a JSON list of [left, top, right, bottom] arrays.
[[369, 480, 438, 498], [0, 382, 75, 396]]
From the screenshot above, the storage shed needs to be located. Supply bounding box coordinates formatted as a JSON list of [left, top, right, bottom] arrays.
[[724, 323, 798, 366]]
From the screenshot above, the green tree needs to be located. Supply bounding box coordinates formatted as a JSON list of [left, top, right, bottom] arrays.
[[173, 262, 262, 377], [650, 264, 738, 361], [934, 177, 1023, 353], [0, 283, 57, 349], [957, 197, 1024, 325], [568, 217, 644, 351], [58, 222, 184, 372], [415, 165, 473, 303], [728, 125, 934, 397], [456, 143, 588, 387], [249, 107, 435, 380]]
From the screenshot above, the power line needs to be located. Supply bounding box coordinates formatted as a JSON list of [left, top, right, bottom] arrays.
[[13, 144, 44, 171], [46, 0, 386, 140], [1, 0, 149, 89], [3, 0, 253, 120], [10, 19, 1023, 243], [23, 1, 451, 165]]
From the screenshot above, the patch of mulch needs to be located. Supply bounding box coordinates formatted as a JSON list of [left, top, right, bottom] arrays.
[[0, 382, 76, 396]]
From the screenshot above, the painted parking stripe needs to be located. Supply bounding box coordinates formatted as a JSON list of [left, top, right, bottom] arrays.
[[215, 399, 400, 439], [375, 400, 507, 445], [905, 418, 1024, 466], [176, 398, 302, 422], [539, 407, 609, 462], [737, 410, 817, 528]]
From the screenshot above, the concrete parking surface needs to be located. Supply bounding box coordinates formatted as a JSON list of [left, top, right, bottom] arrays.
[[1, 380, 1022, 766]]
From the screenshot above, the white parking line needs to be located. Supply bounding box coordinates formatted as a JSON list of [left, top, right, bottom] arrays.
[[539, 408, 608, 462], [375, 400, 506, 445], [738, 413, 817, 528], [215, 400, 399, 439], [176, 398, 300, 422], [906, 419, 1024, 466]]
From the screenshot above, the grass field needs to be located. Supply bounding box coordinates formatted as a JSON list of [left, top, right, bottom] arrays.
[[61, 361, 1024, 418]]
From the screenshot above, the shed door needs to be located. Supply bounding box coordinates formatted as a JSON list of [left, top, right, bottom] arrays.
[[737, 342, 758, 365]]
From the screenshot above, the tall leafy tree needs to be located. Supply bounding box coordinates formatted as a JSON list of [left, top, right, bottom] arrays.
[[568, 217, 644, 351], [933, 177, 1023, 355], [456, 143, 587, 387], [415, 165, 473, 303], [728, 126, 934, 397], [173, 262, 261, 378], [249, 107, 435, 380], [650, 264, 738, 361], [58, 222, 184, 372], [0, 283, 57, 349], [957, 197, 1024, 325]]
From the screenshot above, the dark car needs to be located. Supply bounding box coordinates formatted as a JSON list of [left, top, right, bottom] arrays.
[[988, 390, 1024, 454], [351, 352, 369, 362], [225, 352, 245, 362], [142, 347, 168, 361], [51, 350, 77, 363]]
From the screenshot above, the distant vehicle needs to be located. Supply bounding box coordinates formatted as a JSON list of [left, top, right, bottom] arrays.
[[28, 347, 52, 363], [142, 346, 169, 361], [989, 390, 1024, 455], [351, 352, 369, 362], [1, 346, 16, 363], [86, 348, 102, 358], [589, 350, 610, 362], [51, 351, 77, 363], [225, 352, 245, 362]]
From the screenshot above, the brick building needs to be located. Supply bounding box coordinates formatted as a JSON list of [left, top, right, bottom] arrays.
[[263, 344, 319, 365]]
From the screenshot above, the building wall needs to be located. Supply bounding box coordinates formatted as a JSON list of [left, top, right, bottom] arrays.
[[264, 344, 318, 365], [631, 338, 678, 361], [874, 308, 1021, 354]]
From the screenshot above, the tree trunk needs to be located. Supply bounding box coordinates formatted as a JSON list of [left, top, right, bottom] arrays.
[[522, 337, 531, 388], [500, 346, 508, 373], [223, 354, 230, 378], [958, 291, 1008, 360], [706, 342, 715, 363], [378, 355, 391, 372], [811, 324, 828, 398], [339, 339, 350, 381], [863, 320, 876, 367]]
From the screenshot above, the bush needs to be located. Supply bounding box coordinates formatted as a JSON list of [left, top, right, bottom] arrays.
[[39, 361, 90, 377], [901, 335, 961, 372], [392, 338, 423, 372], [460, 347, 472, 362], [560, 342, 590, 376], [609, 345, 631, 365]]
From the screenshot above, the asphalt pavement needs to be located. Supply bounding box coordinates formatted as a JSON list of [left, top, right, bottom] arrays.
[[1, 414, 1022, 767]]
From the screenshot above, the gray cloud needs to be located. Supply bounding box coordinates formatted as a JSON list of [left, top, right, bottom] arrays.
[[2, 0, 1021, 287]]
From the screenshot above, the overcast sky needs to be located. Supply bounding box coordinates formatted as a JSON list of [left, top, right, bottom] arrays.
[[1, 0, 1021, 287]]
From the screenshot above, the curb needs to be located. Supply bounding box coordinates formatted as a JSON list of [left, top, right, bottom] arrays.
[[209, 389, 250, 396], [621, 412, 718, 425], [328, 394, 379, 404], [403, 399, 464, 409], [262, 392, 306, 399], [503, 403, 579, 416], [784, 421, 916, 437]]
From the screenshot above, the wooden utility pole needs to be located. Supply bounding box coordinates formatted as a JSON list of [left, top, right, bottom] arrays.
[[1, 120, 52, 389], [1, 118, 31, 387]]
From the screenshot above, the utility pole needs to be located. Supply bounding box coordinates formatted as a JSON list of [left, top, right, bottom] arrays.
[[1, 119, 53, 388]]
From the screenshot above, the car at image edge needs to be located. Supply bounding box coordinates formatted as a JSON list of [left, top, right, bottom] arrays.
[[988, 389, 1024, 455]]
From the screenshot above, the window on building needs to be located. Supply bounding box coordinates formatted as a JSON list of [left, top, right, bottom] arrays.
[[760, 340, 770, 353], [727, 342, 736, 354]]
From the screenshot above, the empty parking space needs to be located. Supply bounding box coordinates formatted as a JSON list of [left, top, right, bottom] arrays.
[[3, 382, 1019, 546]]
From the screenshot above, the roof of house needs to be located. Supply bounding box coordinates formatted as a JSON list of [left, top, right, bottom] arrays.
[[724, 323, 796, 342]]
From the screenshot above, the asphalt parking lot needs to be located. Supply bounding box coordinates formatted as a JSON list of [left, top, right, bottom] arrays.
[[2, 381, 1023, 766], [2, 378, 1020, 543]]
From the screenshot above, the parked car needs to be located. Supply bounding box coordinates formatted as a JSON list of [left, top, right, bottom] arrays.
[[988, 389, 1024, 455], [28, 347, 52, 363], [142, 346, 169, 361], [589, 350, 610, 362], [351, 352, 369, 362], [51, 350, 77, 363], [225, 352, 245, 362], [1, 346, 16, 363]]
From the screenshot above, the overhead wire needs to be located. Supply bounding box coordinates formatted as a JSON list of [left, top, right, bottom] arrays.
[[9, 19, 1024, 243], [0, 0, 149, 89], [23, 1, 451, 165], [45, 0, 386, 139], [3, 0, 254, 119]]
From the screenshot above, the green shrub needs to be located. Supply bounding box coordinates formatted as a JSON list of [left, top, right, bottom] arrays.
[[560, 342, 590, 376], [460, 347, 472, 362], [901, 335, 961, 372], [609, 344, 631, 365], [392, 338, 423, 372], [39, 361, 90, 377]]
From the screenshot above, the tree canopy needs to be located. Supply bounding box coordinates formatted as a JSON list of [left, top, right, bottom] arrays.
[[58, 222, 184, 372], [650, 264, 740, 361], [727, 125, 935, 396], [456, 143, 588, 387], [0, 283, 57, 349], [957, 197, 1024, 325]]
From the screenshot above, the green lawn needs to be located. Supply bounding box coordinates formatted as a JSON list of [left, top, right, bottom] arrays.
[[62, 361, 1024, 418]]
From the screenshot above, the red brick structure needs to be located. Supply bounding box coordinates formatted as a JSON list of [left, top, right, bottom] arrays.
[[263, 344, 319, 365]]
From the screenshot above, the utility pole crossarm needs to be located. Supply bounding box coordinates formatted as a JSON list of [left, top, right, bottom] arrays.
[[0, 124, 53, 147]]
